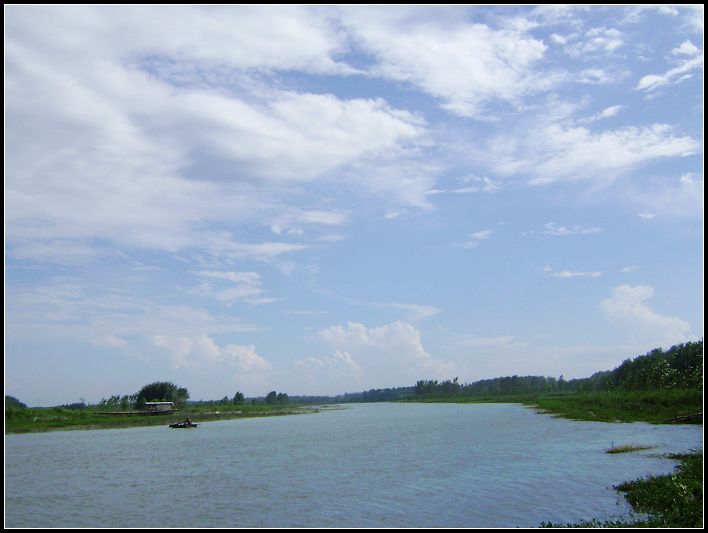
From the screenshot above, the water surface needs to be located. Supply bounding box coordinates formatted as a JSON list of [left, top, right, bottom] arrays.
[[5, 402, 702, 527]]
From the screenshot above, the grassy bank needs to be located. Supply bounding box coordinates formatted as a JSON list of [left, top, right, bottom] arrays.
[[411, 389, 702, 425], [5, 403, 318, 434], [523, 390, 703, 424], [543, 451, 703, 528]]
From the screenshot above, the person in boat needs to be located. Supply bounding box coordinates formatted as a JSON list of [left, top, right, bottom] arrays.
[[184, 416, 193, 427]]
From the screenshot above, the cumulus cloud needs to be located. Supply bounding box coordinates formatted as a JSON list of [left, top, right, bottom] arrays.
[[296, 350, 363, 382], [152, 334, 271, 371], [601, 285, 691, 344], [307, 321, 458, 390]]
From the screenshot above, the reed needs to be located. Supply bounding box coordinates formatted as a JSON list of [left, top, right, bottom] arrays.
[[606, 443, 656, 454]]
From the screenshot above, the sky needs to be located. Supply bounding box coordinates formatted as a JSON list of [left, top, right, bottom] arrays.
[[5, 5, 704, 406]]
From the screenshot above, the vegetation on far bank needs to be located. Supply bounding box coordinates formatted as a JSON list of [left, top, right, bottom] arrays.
[[6, 340, 702, 433], [412, 340, 702, 399], [409, 340, 703, 424], [524, 389, 702, 424], [4, 400, 315, 434], [5, 382, 304, 434]]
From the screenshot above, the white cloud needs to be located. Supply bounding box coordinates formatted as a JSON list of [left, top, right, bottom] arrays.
[[5, 6, 430, 264], [672, 40, 700, 56], [626, 173, 704, 219], [470, 230, 494, 241], [388, 303, 442, 322], [490, 121, 699, 186], [575, 68, 619, 85], [598, 105, 622, 118], [635, 53, 703, 93], [270, 209, 349, 236], [6, 276, 260, 352], [553, 270, 602, 279], [581, 105, 622, 124], [601, 285, 690, 344], [296, 350, 363, 382], [565, 27, 624, 57], [221, 344, 272, 371], [314, 321, 458, 388], [454, 229, 494, 249], [543, 222, 603, 236], [194, 271, 278, 305], [6, 5, 352, 76], [543, 266, 602, 278], [152, 334, 271, 370], [342, 7, 548, 117], [427, 175, 502, 196]]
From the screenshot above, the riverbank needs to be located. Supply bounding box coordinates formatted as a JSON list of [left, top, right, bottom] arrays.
[[525, 392, 703, 527], [543, 451, 703, 528], [411, 390, 703, 527], [409, 389, 702, 425], [4, 403, 319, 434], [523, 390, 702, 424]]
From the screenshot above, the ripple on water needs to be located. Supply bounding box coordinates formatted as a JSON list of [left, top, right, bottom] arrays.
[[5, 403, 702, 527]]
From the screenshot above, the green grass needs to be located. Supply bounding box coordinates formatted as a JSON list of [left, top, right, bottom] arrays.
[[543, 451, 703, 527], [411, 389, 702, 425], [523, 389, 703, 424], [615, 451, 703, 527], [5, 403, 318, 434]]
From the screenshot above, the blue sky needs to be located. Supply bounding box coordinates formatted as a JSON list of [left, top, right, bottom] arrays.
[[5, 5, 703, 406]]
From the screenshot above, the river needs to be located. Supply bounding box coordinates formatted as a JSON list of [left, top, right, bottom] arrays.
[[5, 402, 702, 527]]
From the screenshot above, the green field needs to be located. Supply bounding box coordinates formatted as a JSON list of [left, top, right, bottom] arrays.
[[411, 389, 703, 425], [4, 403, 317, 434], [523, 389, 703, 424]]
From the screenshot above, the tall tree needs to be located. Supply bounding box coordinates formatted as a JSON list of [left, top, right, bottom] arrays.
[[135, 382, 189, 409]]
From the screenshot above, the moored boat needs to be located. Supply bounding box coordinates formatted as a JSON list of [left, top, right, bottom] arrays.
[[169, 422, 198, 428]]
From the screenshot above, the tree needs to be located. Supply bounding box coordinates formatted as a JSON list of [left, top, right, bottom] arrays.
[[232, 391, 245, 405], [5, 395, 27, 409], [265, 391, 278, 404], [265, 391, 289, 405], [135, 382, 189, 409]]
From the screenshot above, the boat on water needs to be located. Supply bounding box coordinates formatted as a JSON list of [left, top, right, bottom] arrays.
[[169, 422, 198, 429]]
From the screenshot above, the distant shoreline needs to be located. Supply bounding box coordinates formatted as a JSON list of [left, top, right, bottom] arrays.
[[8, 389, 703, 435], [5, 404, 320, 434], [407, 389, 703, 425]]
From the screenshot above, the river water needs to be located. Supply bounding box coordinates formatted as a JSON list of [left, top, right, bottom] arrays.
[[5, 402, 702, 527]]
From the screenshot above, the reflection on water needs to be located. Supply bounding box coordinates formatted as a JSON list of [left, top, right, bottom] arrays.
[[5, 402, 702, 527]]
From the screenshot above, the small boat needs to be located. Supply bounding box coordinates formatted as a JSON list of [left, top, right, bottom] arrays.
[[169, 422, 198, 429]]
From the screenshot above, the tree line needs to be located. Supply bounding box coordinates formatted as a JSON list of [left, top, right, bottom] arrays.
[[7, 341, 702, 410], [412, 340, 703, 399]]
